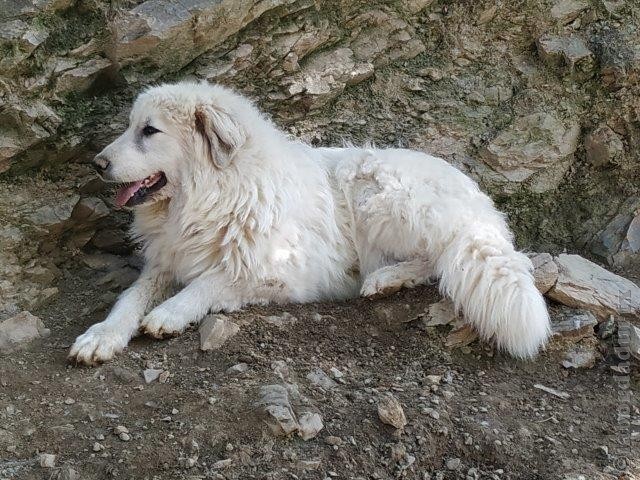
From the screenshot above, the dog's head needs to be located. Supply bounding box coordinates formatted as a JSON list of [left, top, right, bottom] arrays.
[[92, 82, 248, 208]]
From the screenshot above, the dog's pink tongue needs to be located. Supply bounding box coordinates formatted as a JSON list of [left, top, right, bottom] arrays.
[[115, 180, 143, 207]]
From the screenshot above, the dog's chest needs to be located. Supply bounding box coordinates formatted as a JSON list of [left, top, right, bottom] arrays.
[[135, 204, 260, 284]]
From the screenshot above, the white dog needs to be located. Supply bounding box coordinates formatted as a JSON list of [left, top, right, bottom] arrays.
[[69, 81, 550, 365]]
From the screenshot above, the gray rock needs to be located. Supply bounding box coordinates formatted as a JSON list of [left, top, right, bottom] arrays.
[[479, 113, 580, 183], [113, 0, 291, 72], [256, 385, 299, 436], [143, 368, 163, 383], [199, 314, 240, 351], [625, 323, 640, 360], [71, 197, 110, 224], [39, 453, 56, 468], [547, 254, 640, 318], [0, 99, 62, 173], [446, 458, 461, 470], [297, 412, 324, 440], [262, 312, 297, 328], [534, 383, 570, 399], [306, 368, 338, 390], [550, 0, 589, 24], [0, 311, 50, 353], [421, 299, 459, 327], [59, 466, 80, 480], [90, 229, 130, 254], [551, 309, 598, 340], [27, 194, 79, 236], [613, 214, 640, 267], [561, 345, 598, 368], [590, 197, 640, 265], [54, 57, 112, 94], [377, 394, 407, 429], [0, 19, 49, 66], [530, 252, 559, 294], [537, 35, 594, 76], [585, 125, 624, 167], [285, 47, 375, 109], [226, 362, 249, 375], [81, 253, 127, 271]]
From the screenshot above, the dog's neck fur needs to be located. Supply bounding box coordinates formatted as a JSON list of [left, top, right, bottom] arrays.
[[130, 130, 333, 284]]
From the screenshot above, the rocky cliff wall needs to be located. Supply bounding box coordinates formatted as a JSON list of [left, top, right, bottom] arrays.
[[0, 0, 639, 316]]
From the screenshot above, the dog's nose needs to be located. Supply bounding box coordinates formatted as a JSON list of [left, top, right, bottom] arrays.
[[92, 155, 110, 173]]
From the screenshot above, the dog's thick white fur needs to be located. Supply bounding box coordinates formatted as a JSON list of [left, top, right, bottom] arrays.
[[69, 81, 550, 365]]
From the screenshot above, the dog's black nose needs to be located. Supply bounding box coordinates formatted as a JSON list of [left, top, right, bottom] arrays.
[[92, 155, 110, 173]]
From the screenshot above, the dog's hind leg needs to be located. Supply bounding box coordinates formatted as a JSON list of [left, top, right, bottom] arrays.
[[360, 258, 434, 298]]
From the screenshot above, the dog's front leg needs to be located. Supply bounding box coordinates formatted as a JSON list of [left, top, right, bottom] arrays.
[[69, 266, 171, 365], [140, 272, 240, 339]]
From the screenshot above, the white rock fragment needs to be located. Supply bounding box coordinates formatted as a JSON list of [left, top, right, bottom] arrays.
[[212, 458, 233, 469], [306, 368, 338, 390], [158, 370, 170, 383], [114, 425, 130, 441], [547, 254, 640, 318], [446, 457, 461, 470], [561, 345, 598, 369], [39, 453, 56, 468], [257, 385, 299, 436], [199, 314, 240, 350], [0, 311, 50, 352], [426, 375, 442, 384], [297, 412, 324, 440], [226, 362, 249, 375], [143, 368, 163, 384], [534, 383, 570, 399], [377, 395, 407, 429], [262, 311, 297, 328]]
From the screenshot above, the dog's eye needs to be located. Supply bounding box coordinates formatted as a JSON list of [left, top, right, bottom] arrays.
[[142, 125, 161, 136]]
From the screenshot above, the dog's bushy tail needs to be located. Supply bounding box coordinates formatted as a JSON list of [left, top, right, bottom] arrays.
[[434, 228, 550, 358]]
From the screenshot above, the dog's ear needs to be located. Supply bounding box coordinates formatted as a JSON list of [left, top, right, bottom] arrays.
[[194, 105, 245, 168]]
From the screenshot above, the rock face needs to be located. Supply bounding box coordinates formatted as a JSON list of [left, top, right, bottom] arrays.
[[0, 0, 639, 289], [547, 254, 640, 318]]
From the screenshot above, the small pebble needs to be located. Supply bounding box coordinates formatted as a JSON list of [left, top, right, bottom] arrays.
[[39, 453, 56, 468]]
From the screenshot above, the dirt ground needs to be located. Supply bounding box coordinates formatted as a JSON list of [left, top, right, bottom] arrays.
[[1, 258, 639, 480]]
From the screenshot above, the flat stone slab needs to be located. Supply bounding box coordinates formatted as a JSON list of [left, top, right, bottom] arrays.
[[547, 254, 640, 318]]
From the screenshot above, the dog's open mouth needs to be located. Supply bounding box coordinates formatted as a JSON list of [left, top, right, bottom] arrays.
[[115, 172, 167, 207]]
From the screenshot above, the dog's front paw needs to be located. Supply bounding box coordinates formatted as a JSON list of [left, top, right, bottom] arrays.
[[140, 308, 186, 339], [68, 323, 127, 366]]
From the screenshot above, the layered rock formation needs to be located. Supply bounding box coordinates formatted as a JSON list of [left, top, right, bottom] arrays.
[[0, 0, 638, 317]]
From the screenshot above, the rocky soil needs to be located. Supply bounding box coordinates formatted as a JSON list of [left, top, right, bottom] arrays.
[[1, 261, 639, 480], [1, 0, 640, 478]]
